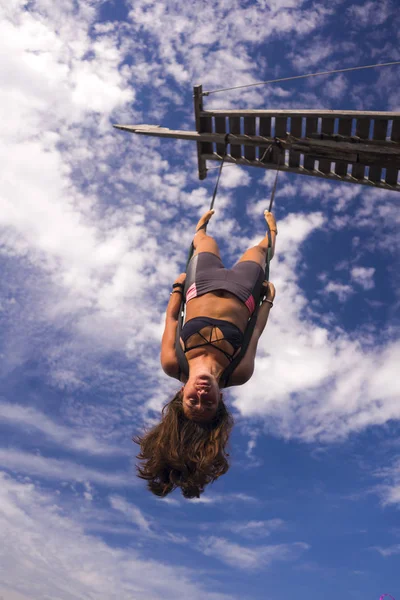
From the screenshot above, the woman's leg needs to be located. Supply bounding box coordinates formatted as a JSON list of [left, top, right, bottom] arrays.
[[237, 211, 277, 268], [193, 209, 221, 258]]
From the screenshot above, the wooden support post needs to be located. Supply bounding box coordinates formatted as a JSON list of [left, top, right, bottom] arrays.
[[335, 118, 352, 177], [193, 85, 209, 180]]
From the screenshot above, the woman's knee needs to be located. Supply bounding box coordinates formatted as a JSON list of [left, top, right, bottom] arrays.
[[193, 233, 221, 257]]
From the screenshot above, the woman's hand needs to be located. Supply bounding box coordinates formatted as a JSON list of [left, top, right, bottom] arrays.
[[261, 281, 275, 303], [173, 273, 186, 286]]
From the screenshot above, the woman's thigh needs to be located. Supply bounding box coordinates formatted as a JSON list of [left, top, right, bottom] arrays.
[[236, 245, 267, 269], [193, 233, 221, 258]]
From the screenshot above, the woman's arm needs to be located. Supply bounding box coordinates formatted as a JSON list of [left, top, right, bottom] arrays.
[[160, 273, 186, 379], [228, 282, 275, 386]]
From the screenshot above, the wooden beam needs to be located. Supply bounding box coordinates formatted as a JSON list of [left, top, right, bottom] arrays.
[[202, 152, 400, 191], [193, 85, 209, 180], [200, 109, 400, 118], [113, 125, 400, 166]]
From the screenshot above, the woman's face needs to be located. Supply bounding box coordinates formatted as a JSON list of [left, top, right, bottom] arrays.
[[182, 373, 221, 422]]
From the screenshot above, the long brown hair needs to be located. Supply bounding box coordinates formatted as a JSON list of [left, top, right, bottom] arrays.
[[133, 390, 234, 499]]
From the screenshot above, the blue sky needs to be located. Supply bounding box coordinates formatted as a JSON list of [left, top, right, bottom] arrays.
[[0, 0, 399, 598]]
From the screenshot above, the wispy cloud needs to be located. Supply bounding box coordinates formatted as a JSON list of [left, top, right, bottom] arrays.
[[371, 544, 400, 557], [0, 448, 134, 487], [351, 267, 375, 290], [109, 494, 152, 533], [0, 472, 234, 600], [221, 519, 285, 539], [199, 536, 309, 571], [0, 401, 126, 456]]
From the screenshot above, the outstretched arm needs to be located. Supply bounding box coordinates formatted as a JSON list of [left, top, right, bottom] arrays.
[[228, 282, 275, 386], [160, 273, 186, 378]]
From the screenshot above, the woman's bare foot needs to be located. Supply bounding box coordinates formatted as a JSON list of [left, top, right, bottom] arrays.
[[195, 209, 215, 233], [264, 210, 277, 235]]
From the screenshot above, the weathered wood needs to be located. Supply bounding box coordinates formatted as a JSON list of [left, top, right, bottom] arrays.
[[369, 117, 387, 182], [114, 92, 400, 192], [352, 117, 370, 180], [244, 116, 256, 161], [304, 117, 318, 171], [229, 116, 242, 158], [289, 117, 302, 168], [335, 118, 352, 176], [319, 118, 335, 174], [385, 168, 398, 186], [373, 119, 388, 141], [273, 117, 286, 165], [215, 116, 227, 157], [387, 121, 400, 187], [259, 117, 272, 163], [259, 116, 271, 137], [113, 125, 400, 162], [391, 119, 400, 142], [200, 109, 400, 118], [193, 85, 208, 180], [202, 152, 400, 191]]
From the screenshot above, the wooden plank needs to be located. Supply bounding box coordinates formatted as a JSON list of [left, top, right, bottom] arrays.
[[244, 116, 256, 161], [373, 119, 388, 141], [259, 116, 272, 163], [391, 119, 400, 142], [273, 117, 286, 165], [200, 109, 400, 118], [275, 117, 287, 137], [304, 117, 318, 171], [114, 125, 400, 160], [229, 116, 241, 159], [319, 117, 335, 173], [369, 164, 382, 182], [386, 120, 399, 185], [335, 117, 352, 176], [369, 117, 386, 181], [289, 117, 302, 167], [193, 84, 208, 179], [385, 168, 398, 186], [202, 152, 400, 191], [352, 117, 370, 180], [215, 116, 227, 157]]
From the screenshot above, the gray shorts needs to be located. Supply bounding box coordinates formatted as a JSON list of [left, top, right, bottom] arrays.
[[184, 252, 265, 315]]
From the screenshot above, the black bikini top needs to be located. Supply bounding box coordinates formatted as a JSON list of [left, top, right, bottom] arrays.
[[180, 317, 244, 363]]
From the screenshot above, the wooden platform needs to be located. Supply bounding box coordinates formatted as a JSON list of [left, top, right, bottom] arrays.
[[114, 85, 400, 193]]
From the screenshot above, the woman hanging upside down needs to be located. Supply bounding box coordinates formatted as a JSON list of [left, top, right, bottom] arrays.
[[134, 209, 277, 499]]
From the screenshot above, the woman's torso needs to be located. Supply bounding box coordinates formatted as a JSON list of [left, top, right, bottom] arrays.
[[180, 291, 250, 374], [184, 290, 250, 330]]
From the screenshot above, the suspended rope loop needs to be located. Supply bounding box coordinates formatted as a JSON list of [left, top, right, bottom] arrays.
[[185, 135, 230, 270], [210, 133, 230, 211], [202, 60, 400, 96], [268, 138, 283, 213]]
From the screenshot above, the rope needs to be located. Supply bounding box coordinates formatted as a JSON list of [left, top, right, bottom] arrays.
[[268, 144, 282, 213], [185, 135, 229, 269], [202, 60, 400, 96], [210, 135, 229, 211]]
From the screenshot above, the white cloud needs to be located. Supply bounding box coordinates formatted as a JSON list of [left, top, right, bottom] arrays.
[[0, 472, 234, 600], [0, 401, 126, 456], [372, 544, 400, 557], [0, 448, 134, 487], [351, 267, 375, 290], [324, 281, 354, 302], [222, 519, 285, 539], [109, 495, 152, 533], [232, 212, 400, 442], [199, 536, 309, 570], [347, 1, 392, 27]]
